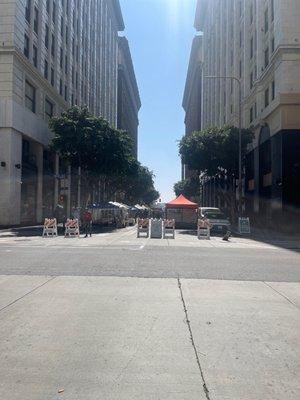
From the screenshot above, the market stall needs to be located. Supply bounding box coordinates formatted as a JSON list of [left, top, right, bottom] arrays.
[[165, 194, 198, 229]]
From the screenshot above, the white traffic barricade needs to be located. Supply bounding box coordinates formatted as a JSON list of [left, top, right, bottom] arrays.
[[163, 219, 175, 239], [137, 218, 149, 238], [64, 218, 80, 237], [197, 218, 211, 240], [42, 218, 58, 237]]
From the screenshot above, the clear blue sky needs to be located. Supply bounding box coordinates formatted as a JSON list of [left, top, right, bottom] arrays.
[[120, 0, 197, 202]]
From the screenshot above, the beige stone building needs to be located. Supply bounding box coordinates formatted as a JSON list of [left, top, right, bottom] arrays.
[[117, 36, 141, 159], [0, 0, 139, 226], [193, 0, 300, 223], [182, 34, 203, 180]]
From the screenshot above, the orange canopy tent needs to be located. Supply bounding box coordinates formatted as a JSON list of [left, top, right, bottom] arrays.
[[166, 194, 198, 209]]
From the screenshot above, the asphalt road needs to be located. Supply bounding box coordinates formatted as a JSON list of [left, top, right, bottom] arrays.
[[0, 228, 299, 281], [0, 227, 299, 400]]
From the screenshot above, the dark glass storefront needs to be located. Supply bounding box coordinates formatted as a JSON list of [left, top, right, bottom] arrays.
[[21, 140, 38, 224]]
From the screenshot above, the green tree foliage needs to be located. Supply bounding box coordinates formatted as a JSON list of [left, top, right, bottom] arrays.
[[179, 126, 254, 176], [49, 106, 134, 176], [173, 177, 200, 198], [49, 106, 159, 204], [122, 164, 160, 205]]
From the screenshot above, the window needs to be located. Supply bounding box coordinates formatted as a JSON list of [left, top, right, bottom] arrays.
[[65, 55, 68, 74], [51, 34, 55, 57], [271, 37, 275, 53], [72, 66, 75, 84], [25, 0, 31, 23], [33, 44, 37, 67], [44, 59, 48, 79], [239, 60, 242, 78], [271, 0, 274, 21], [25, 80, 36, 113], [61, 17, 64, 37], [45, 25, 49, 48], [239, 31, 242, 47], [271, 80, 275, 100], [65, 26, 68, 45], [250, 36, 254, 59], [59, 79, 63, 95], [264, 47, 269, 68], [46, 0, 50, 14], [64, 85, 68, 101], [51, 67, 55, 86], [60, 47, 63, 68], [52, 1, 56, 23], [250, 2, 253, 24], [24, 34, 29, 58], [264, 9, 269, 33], [265, 87, 269, 108], [250, 71, 254, 89], [250, 106, 254, 124], [34, 7, 39, 34], [45, 98, 54, 120], [72, 38, 75, 55]]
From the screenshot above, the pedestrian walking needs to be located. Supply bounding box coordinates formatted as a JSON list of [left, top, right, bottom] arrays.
[[82, 208, 93, 237]]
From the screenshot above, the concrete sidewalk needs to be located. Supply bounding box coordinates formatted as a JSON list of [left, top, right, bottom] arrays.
[[0, 276, 299, 400]]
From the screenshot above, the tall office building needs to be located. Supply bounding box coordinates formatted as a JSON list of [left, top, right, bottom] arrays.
[[182, 34, 203, 180], [193, 0, 300, 222], [117, 36, 141, 158], [0, 0, 139, 226]]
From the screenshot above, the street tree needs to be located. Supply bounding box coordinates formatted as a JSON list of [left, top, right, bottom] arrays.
[[49, 106, 135, 206], [173, 177, 200, 199], [122, 164, 159, 205], [178, 126, 254, 216], [49, 106, 159, 207], [179, 126, 254, 176]]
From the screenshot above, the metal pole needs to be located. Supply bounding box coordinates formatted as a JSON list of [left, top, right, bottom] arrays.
[[77, 166, 81, 208], [238, 81, 242, 216]]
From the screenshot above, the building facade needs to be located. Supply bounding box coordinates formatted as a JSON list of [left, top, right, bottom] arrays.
[[182, 34, 203, 180], [0, 0, 139, 226], [117, 36, 141, 158], [194, 0, 300, 224]]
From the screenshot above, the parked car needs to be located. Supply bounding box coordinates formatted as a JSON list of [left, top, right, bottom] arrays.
[[199, 207, 230, 233], [199, 207, 221, 215]]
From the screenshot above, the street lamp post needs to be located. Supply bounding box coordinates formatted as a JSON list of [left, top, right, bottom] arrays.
[[204, 75, 242, 216]]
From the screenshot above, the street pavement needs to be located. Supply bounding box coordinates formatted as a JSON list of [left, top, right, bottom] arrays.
[[0, 226, 299, 399]]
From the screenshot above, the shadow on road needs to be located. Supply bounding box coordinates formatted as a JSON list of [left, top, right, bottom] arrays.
[[0, 224, 122, 238]]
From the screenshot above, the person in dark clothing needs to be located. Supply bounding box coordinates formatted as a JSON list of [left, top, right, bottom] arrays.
[[82, 209, 93, 237]]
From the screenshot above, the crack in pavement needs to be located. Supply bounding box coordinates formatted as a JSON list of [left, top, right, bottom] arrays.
[[263, 281, 299, 309], [0, 276, 56, 315], [177, 276, 211, 400]]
